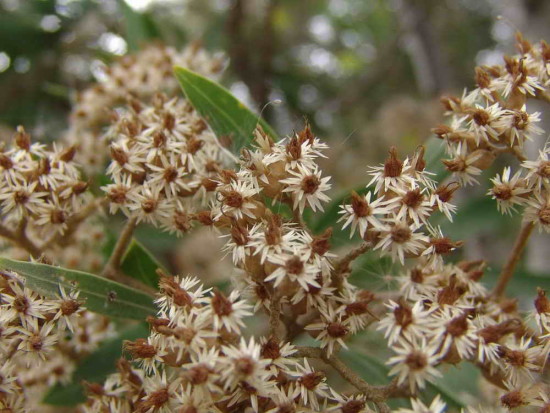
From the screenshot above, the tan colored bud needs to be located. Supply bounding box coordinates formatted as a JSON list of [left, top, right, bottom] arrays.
[[15, 126, 31, 151], [470, 149, 496, 170]]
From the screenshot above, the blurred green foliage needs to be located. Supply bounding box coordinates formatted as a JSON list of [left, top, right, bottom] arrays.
[[0, 0, 545, 276]]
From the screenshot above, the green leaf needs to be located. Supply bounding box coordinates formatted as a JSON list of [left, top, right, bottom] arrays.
[[174, 66, 277, 153], [0, 258, 155, 320], [43, 322, 149, 406], [424, 136, 450, 182], [342, 349, 468, 409], [120, 239, 166, 289], [120, 0, 159, 51]]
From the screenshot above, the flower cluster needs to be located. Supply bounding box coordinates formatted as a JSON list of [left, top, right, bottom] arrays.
[[339, 146, 461, 266], [1, 33, 550, 413], [84, 272, 366, 413], [0, 270, 114, 411], [102, 93, 232, 235], [0, 127, 102, 265], [433, 34, 549, 185], [488, 145, 549, 232], [64, 43, 224, 174], [380, 260, 550, 398]]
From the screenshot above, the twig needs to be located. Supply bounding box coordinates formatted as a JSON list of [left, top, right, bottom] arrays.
[[283, 310, 319, 342], [0, 222, 42, 258], [331, 242, 371, 289], [294, 346, 406, 402], [492, 221, 535, 299], [375, 402, 392, 413], [268, 292, 282, 340], [102, 217, 138, 279]]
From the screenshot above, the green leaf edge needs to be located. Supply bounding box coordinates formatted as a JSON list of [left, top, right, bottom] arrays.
[[173, 65, 277, 152], [120, 238, 166, 289], [0, 257, 156, 320]]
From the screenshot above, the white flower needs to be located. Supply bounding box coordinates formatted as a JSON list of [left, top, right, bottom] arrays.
[[305, 305, 350, 356], [368, 147, 414, 195], [1, 280, 49, 327], [523, 192, 550, 233], [492, 64, 543, 98], [427, 307, 477, 360], [180, 347, 222, 397], [393, 187, 433, 227], [500, 336, 544, 386], [156, 274, 210, 318], [464, 103, 505, 145], [374, 219, 428, 265], [17, 320, 59, 365], [488, 167, 530, 215], [205, 290, 252, 333], [386, 337, 442, 392], [166, 311, 217, 362], [377, 299, 432, 345], [443, 142, 483, 186], [326, 391, 369, 413], [259, 337, 298, 375], [220, 338, 272, 392], [494, 106, 543, 147], [281, 165, 331, 214], [127, 183, 171, 225], [50, 286, 85, 332], [0, 180, 47, 221], [430, 182, 459, 222], [521, 147, 550, 191], [396, 395, 447, 413], [140, 370, 181, 413], [338, 191, 392, 238], [147, 153, 191, 197], [290, 358, 331, 410], [248, 219, 298, 264], [173, 384, 221, 413], [215, 179, 260, 220], [265, 250, 320, 290]]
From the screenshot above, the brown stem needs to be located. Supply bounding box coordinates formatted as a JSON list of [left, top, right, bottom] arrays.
[[295, 346, 406, 402], [331, 242, 371, 289], [268, 293, 282, 340], [0, 222, 42, 258], [283, 310, 319, 342], [492, 221, 535, 298], [375, 402, 392, 413], [102, 217, 137, 279]]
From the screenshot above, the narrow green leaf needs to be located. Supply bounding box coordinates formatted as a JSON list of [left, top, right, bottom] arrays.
[[119, 0, 159, 51], [342, 350, 468, 409], [424, 135, 450, 182], [0, 258, 155, 320], [174, 66, 277, 153], [43, 323, 149, 406], [120, 238, 166, 288]]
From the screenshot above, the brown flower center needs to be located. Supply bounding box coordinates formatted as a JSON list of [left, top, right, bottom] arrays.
[[301, 175, 320, 194], [390, 226, 411, 244], [405, 351, 427, 370], [285, 256, 304, 275]]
